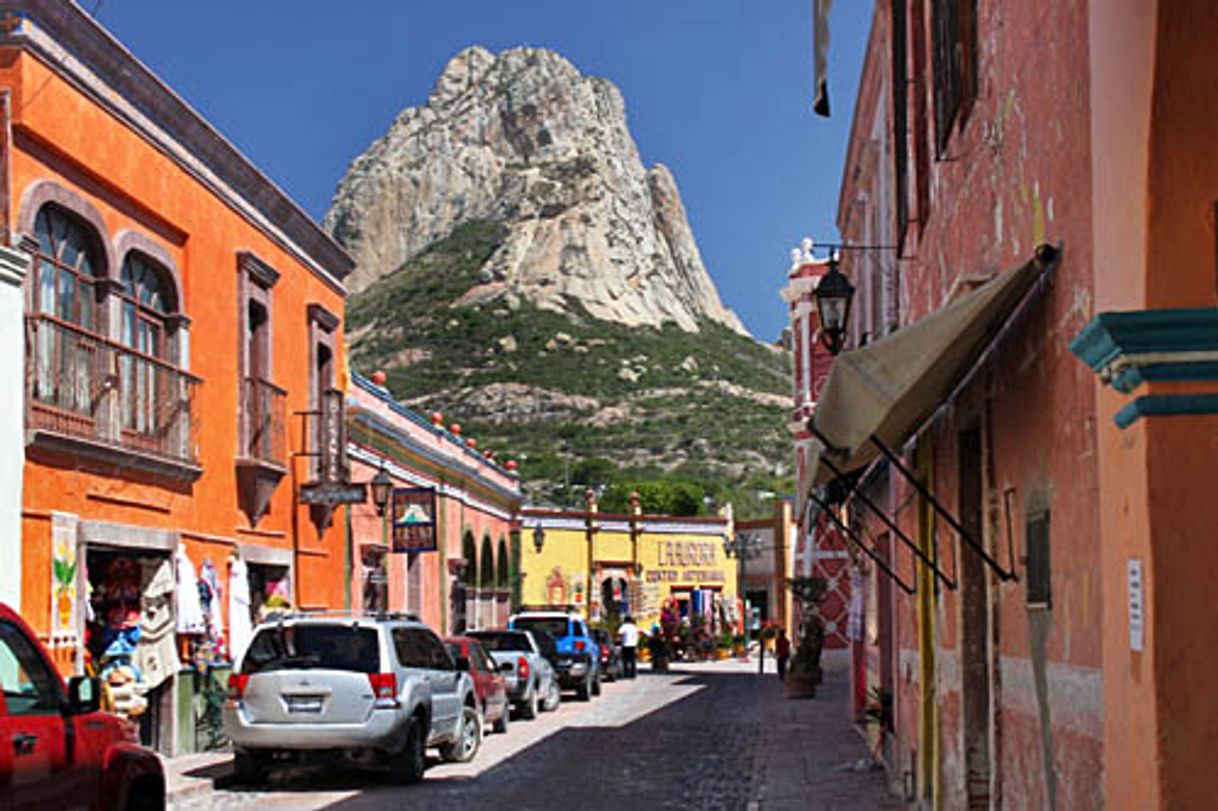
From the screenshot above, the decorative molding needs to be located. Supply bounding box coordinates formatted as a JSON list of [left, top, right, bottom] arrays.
[[307, 302, 340, 333], [1070, 308, 1218, 390], [238, 250, 280, 289], [1071, 308, 1218, 427], [26, 428, 203, 483], [78, 518, 177, 551], [0, 244, 29, 286], [237, 542, 292, 567], [16, 178, 116, 275], [1114, 394, 1218, 429], [113, 228, 183, 312], [235, 457, 286, 527]]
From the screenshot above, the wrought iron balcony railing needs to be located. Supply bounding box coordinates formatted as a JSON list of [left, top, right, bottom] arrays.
[[242, 375, 286, 466], [25, 313, 200, 467]]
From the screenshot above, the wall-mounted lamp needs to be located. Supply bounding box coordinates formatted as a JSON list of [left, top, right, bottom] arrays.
[[814, 253, 855, 356], [532, 524, 546, 554], [369, 462, 393, 517]]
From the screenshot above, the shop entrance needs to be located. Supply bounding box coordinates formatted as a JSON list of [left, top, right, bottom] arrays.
[[361, 546, 388, 613], [85, 546, 177, 755], [247, 563, 291, 624]]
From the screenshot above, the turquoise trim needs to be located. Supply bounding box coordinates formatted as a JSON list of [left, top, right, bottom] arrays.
[[1113, 394, 1218, 429], [1070, 308, 1218, 372], [1111, 361, 1218, 394]]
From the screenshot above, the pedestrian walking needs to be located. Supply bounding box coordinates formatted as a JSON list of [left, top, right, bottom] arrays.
[[619, 615, 639, 678], [775, 629, 791, 681]]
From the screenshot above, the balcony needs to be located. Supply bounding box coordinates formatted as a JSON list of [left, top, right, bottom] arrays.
[[25, 313, 201, 480], [236, 375, 287, 526], [242, 376, 286, 465]]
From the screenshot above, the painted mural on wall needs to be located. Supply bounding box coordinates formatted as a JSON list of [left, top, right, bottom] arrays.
[[50, 512, 78, 649]]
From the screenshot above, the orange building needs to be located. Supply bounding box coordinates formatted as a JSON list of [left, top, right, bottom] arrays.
[[7, 3, 353, 754]]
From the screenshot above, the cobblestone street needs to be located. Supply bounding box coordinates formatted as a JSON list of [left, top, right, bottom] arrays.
[[171, 651, 900, 810]]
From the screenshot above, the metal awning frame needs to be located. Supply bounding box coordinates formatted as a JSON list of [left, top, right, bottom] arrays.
[[807, 488, 916, 595], [814, 444, 957, 591]]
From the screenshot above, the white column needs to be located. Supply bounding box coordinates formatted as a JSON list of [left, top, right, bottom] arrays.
[[0, 245, 30, 607]]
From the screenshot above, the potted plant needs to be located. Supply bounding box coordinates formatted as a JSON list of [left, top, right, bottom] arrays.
[[786, 575, 828, 699]]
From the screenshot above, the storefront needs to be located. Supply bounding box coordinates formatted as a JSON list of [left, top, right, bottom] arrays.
[[77, 521, 179, 755], [520, 501, 737, 634]]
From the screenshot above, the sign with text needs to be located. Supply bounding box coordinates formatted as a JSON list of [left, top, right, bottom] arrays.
[[300, 482, 367, 506], [319, 389, 346, 484], [1127, 559, 1145, 652], [392, 487, 438, 553]]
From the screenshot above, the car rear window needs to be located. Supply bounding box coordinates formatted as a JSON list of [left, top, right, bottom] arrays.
[[242, 625, 380, 675], [470, 631, 532, 652], [512, 617, 569, 638]]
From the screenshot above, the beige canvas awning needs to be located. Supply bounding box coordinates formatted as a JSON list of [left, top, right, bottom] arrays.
[[810, 245, 1058, 484]]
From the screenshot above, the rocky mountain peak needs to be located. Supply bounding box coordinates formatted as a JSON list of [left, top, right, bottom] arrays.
[[326, 45, 747, 335]]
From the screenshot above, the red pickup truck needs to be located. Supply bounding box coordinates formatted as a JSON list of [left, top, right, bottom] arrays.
[[0, 603, 164, 810]]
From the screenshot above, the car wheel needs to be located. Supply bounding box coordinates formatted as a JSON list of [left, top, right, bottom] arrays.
[[592, 671, 602, 697], [493, 701, 510, 734], [391, 716, 427, 784], [233, 750, 268, 785], [124, 775, 165, 811], [576, 675, 592, 702], [440, 705, 482, 763], [519, 686, 538, 719], [542, 678, 561, 712]]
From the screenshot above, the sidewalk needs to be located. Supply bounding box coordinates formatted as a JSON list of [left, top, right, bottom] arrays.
[[163, 749, 233, 805], [741, 650, 904, 810]]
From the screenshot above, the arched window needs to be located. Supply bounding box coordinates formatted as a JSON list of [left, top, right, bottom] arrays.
[[118, 252, 176, 361], [116, 253, 178, 436], [462, 532, 477, 586], [30, 206, 105, 414], [33, 205, 102, 329], [497, 537, 509, 589], [479, 535, 495, 589]]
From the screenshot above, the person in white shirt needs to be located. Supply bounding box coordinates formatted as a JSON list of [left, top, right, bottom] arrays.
[[618, 616, 639, 679]]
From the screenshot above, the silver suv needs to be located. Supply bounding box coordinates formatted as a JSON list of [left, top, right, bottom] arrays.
[[222, 612, 480, 784]]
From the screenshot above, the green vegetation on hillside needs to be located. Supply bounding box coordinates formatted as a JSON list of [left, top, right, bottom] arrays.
[[346, 219, 794, 519]]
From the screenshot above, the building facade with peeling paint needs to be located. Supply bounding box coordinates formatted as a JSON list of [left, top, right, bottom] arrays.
[[828, 2, 1218, 808], [828, 2, 1101, 807]]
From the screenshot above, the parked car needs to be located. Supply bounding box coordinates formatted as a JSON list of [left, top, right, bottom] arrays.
[[223, 612, 480, 785], [510, 611, 601, 700], [467, 630, 559, 719], [445, 636, 510, 734], [591, 628, 623, 681], [0, 602, 164, 811]]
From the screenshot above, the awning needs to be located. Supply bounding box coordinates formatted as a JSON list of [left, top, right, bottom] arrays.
[[811, 244, 1059, 482], [803, 244, 1060, 586]]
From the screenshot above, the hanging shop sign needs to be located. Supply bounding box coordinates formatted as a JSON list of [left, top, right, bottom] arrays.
[[392, 487, 438, 553], [318, 388, 347, 485], [49, 512, 79, 648], [299, 481, 367, 506]]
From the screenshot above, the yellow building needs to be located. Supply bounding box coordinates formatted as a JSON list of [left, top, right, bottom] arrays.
[[520, 495, 737, 633]]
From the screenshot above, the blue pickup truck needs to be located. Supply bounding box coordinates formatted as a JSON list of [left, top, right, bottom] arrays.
[[509, 611, 602, 701]]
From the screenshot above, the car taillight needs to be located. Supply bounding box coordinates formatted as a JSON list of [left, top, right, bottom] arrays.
[[575, 640, 586, 652], [227, 673, 250, 700], [368, 673, 397, 700], [600, 648, 610, 661], [517, 656, 529, 681]]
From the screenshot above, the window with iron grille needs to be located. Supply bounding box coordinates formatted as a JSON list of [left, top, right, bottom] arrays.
[[893, 0, 910, 244], [1025, 510, 1051, 608], [116, 253, 178, 439], [931, 0, 978, 155]]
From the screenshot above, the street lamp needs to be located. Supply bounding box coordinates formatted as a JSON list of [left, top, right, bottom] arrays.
[[814, 253, 855, 355], [724, 531, 764, 669], [370, 463, 393, 517]]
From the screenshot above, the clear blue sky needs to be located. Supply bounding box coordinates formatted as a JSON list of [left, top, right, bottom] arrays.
[[90, 1, 873, 341]]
